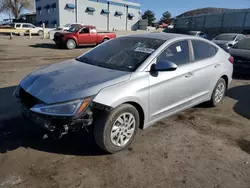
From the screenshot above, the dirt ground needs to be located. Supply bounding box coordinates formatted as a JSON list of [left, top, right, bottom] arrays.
[[0, 36, 250, 188]]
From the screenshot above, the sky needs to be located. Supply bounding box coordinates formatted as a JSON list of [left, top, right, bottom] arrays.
[[0, 0, 249, 21], [140, 0, 250, 19]]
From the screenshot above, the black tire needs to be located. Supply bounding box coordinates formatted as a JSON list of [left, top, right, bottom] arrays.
[[66, 39, 76, 50], [102, 38, 109, 43], [38, 30, 43, 36], [94, 104, 140, 153], [208, 78, 227, 107]]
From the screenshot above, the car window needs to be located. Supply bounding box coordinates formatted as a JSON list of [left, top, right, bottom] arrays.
[[192, 40, 218, 61], [80, 28, 90, 34], [15, 24, 21, 28], [157, 40, 190, 66], [233, 38, 250, 50], [236, 35, 246, 41], [214, 34, 237, 41], [22, 24, 32, 28]]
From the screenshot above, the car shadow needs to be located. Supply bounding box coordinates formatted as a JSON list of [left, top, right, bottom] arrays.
[[226, 84, 250, 119], [29, 43, 61, 49], [0, 86, 106, 156]]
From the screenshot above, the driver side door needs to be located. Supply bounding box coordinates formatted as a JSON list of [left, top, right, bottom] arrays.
[[149, 40, 195, 122], [78, 27, 97, 44]]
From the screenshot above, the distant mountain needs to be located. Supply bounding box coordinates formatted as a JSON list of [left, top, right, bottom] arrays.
[[176, 7, 250, 18]]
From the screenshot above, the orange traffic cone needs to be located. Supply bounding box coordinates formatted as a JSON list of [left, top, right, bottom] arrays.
[[9, 32, 13, 40]]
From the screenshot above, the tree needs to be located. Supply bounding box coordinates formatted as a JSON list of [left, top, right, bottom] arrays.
[[142, 9, 156, 26], [0, 0, 34, 19], [159, 11, 172, 24]]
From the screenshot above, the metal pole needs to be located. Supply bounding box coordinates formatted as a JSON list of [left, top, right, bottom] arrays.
[[75, 0, 78, 23]]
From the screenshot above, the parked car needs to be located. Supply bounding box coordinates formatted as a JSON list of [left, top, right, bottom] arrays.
[[53, 25, 116, 49], [56, 23, 84, 31], [14, 33, 233, 153], [13, 23, 50, 36], [212, 33, 246, 51], [228, 37, 250, 76], [188, 31, 207, 39]]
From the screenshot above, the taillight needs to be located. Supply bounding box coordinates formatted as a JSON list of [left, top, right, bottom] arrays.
[[228, 56, 234, 64]]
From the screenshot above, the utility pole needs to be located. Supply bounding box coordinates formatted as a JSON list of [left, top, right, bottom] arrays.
[[75, 0, 78, 22]]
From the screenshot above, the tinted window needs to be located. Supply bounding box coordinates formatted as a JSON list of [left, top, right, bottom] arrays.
[[192, 40, 218, 61], [22, 24, 32, 28], [80, 28, 89, 34], [76, 37, 165, 72], [214, 34, 237, 41], [15, 24, 21, 28], [236, 35, 246, 41], [233, 38, 250, 50], [157, 40, 190, 66]]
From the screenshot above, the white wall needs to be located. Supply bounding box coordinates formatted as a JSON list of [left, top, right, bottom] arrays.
[[58, 0, 76, 27], [78, 1, 109, 30], [109, 4, 127, 30]]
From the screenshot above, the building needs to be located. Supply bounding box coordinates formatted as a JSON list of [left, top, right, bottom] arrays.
[[14, 12, 36, 25], [35, 0, 141, 31]]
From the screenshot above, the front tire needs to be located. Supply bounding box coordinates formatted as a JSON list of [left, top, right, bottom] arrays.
[[66, 39, 76, 50], [38, 30, 43, 36], [208, 78, 227, 107], [94, 104, 139, 153]]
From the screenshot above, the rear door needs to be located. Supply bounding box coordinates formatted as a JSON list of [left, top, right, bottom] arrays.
[[78, 27, 97, 44], [188, 40, 221, 103]]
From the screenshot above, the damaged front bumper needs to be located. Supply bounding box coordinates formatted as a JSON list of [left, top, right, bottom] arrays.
[[14, 85, 94, 138]]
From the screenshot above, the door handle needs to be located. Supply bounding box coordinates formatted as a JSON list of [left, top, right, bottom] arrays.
[[214, 64, 220, 68], [185, 72, 194, 78]]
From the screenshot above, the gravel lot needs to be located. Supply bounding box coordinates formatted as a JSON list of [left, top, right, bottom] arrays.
[[0, 36, 250, 188]]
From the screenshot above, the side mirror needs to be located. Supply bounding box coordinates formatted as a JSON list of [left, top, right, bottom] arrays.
[[228, 43, 233, 47], [151, 60, 177, 72]]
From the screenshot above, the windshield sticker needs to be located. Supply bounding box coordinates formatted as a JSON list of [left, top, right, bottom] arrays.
[[134, 47, 155, 54], [176, 46, 182, 52]]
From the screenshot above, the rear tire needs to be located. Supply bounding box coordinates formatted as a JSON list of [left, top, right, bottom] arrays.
[[208, 78, 227, 107], [66, 39, 76, 50], [94, 104, 139, 153], [102, 38, 109, 43]]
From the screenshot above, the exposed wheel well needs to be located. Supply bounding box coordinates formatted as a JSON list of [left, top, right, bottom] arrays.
[[124, 102, 145, 129], [221, 75, 228, 89]]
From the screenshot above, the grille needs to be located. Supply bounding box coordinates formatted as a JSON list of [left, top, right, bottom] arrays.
[[19, 87, 43, 108]]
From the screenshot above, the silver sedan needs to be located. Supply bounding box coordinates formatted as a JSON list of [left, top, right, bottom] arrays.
[[15, 33, 234, 153]]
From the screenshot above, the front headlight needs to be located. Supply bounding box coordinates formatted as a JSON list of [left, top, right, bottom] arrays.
[[30, 97, 92, 116]]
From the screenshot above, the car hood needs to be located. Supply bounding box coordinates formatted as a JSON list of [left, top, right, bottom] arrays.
[[20, 59, 131, 104]]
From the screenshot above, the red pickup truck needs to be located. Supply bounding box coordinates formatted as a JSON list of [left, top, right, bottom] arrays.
[[53, 25, 116, 49]]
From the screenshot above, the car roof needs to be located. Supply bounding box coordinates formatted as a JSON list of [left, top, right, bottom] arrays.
[[121, 32, 188, 41]]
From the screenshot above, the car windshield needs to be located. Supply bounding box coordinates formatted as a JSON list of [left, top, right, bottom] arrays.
[[214, 34, 237, 41], [188, 31, 198, 36], [76, 37, 165, 72], [232, 38, 250, 50], [64, 23, 71, 27], [67, 25, 82, 32]]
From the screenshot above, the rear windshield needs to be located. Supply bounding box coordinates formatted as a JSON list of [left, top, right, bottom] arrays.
[[76, 37, 165, 72], [233, 38, 250, 50], [214, 34, 237, 41]]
